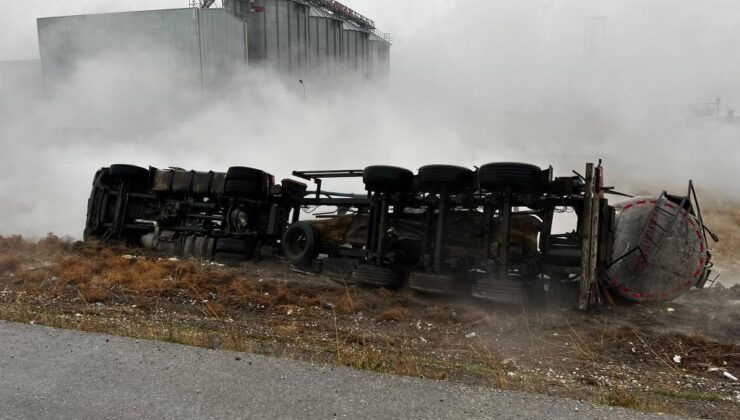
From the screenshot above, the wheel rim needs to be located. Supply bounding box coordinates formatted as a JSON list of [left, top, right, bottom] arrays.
[[286, 230, 307, 256]]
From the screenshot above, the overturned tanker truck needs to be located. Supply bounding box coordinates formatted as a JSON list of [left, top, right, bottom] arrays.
[[84, 162, 718, 307]]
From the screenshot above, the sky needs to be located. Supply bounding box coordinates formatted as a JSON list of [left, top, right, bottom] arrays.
[[1, 0, 740, 238]]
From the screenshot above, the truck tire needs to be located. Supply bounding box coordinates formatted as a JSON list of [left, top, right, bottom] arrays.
[[223, 179, 260, 196], [282, 222, 320, 269], [408, 271, 457, 295], [352, 264, 404, 288], [108, 164, 149, 192], [226, 167, 262, 181], [213, 252, 248, 265], [224, 167, 266, 197], [215, 238, 253, 254], [109, 164, 149, 179], [362, 166, 414, 192], [471, 278, 531, 304], [417, 165, 473, 193], [478, 162, 542, 194]]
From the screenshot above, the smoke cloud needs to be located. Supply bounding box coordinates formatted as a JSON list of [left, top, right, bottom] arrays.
[[1, 0, 740, 239]]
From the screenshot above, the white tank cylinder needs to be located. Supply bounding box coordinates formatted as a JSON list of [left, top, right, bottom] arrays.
[[606, 196, 707, 302]]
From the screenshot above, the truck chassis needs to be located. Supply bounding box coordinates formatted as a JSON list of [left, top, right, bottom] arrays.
[[84, 162, 715, 307]]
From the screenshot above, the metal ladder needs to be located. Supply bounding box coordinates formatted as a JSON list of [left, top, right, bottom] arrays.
[[631, 192, 686, 275]]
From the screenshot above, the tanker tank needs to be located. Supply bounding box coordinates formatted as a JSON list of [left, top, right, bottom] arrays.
[[607, 194, 710, 302]]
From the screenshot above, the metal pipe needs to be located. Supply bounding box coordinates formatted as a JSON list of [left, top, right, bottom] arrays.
[[434, 197, 446, 273], [498, 192, 511, 280], [134, 219, 160, 247], [376, 198, 388, 265], [483, 202, 493, 262]]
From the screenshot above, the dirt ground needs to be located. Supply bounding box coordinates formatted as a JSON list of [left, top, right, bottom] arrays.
[[0, 234, 738, 419]]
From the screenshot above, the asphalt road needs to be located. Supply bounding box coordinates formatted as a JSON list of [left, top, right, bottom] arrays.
[[0, 321, 676, 420]]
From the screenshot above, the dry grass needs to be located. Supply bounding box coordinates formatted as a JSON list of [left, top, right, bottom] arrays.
[[703, 207, 740, 265], [1, 239, 418, 326], [656, 388, 724, 402], [597, 387, 675, 414], [0, 255, 22, 274], [375, 307, 409, 322], [0, 233, 73, 276]]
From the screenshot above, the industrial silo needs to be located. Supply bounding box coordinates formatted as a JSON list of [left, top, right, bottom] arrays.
[[368, 32, 390, 79], [226, 0, 310, 74], [307, 7, 344, 75], [341, 21, 369, 74], [37, 8, 248, 91]]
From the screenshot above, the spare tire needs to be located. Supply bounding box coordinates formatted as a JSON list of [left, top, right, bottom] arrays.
[[282, 222, 321, 269], [417, 165, 473, 193], [215, 238, 254, 254], [224, 167, 268, 197], [478, 162, 542, 194], [226, 167, 262, 180], [223, 179, 260, 196], [408, 271, 457, 295], [363, 166, 414, 192], [109, 164, 149, 179], [108, 164, 150, 191], [352, 264, 404, 288]]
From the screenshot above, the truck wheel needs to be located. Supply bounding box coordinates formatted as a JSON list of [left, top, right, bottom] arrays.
[[109, 164, 149, 179], [417, 165, 473, 193], [224, 167, 266, 197], [213, 252, 248, 265], [108, 164, 150, 192], [478, 162, 542, 194], [408, 271, 457, 295], [282, 222, 320, 269], [223, 179, 259, 195], [226, 166, 262, 180], [352, 264, 404, 288], [471, 278, 531, 304], [215, 238, 253, 254], [363, 166, 414, 192]]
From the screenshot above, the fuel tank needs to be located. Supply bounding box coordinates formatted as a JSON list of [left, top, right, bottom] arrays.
[[606, 196, 708, 302]]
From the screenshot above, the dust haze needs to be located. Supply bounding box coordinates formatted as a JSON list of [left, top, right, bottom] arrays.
[[1, 0, 740, 240]]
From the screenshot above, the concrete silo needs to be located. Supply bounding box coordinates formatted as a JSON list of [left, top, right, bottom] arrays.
[[37, 8, 248, 90], [307, 7, 344, 75], [225, 0, 310, 74], [368, 32, 391, 79], [341, 20, 369, 74]]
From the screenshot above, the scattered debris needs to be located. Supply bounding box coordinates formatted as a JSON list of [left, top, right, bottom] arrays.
[[673, 355, 682, 364], [465, 332, 477, 339], [723, 372, 738, 381], [666, 307, 675, 312]]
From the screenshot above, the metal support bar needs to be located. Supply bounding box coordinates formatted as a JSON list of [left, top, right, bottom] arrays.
[[434, 198, 447, 273], [376, 198, 388, 265], [498, 193, 511, 280], [482, 203, 493, 261], [292, 169, 364, 180]]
